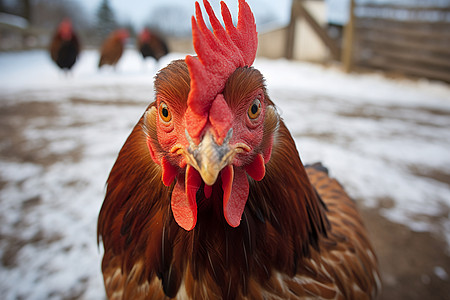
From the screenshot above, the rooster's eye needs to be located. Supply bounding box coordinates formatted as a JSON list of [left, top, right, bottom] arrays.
[[248, 98, 261, 120], [159, 102, 172, 123]]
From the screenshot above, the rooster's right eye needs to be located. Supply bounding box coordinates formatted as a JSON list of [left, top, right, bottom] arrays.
[[248, 98, 262, 120], [159, 102, 172, 123]]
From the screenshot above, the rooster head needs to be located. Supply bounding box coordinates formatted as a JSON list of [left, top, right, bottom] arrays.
[[114, 29, 129, 43], [139, 28, 152, 43], [58, 18, 73, 41], [144, 0, 278, 230]]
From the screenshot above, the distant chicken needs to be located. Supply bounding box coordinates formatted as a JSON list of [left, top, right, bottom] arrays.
[[98, 29, 129, 68], [98, 0, 380, 299], [137, 28, 169, 62], [49, 19, 80, 72]]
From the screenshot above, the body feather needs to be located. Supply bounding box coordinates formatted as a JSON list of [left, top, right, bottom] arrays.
[[98, 30, 128, 68]]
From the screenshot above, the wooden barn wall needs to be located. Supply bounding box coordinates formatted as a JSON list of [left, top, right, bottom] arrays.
[[352, 3, 450, 82]]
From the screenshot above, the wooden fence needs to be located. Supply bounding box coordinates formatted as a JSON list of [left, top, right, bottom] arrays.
[[286, 0, 340, 61], [346, 1, 450, 82]]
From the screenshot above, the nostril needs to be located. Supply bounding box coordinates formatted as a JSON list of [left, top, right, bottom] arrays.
[[185, 129, 196, 147], [223, 128, 233, 144]]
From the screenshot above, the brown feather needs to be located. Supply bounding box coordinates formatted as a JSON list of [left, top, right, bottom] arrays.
[[98, 31, 126, 68], [98, 60, 380, 299]]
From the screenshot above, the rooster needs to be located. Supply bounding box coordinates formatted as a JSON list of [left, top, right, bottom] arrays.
[[98, 29, 129, 68], [98, 0, 380, 299], [49, 19, 80, 72], [137, 28, 169, 62]]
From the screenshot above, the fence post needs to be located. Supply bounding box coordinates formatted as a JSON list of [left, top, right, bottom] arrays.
[[342, 0, 355, 73], [285, 0, 298, 60]]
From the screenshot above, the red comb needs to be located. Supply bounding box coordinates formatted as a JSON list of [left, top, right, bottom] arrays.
[[185, 0, 257, 141]]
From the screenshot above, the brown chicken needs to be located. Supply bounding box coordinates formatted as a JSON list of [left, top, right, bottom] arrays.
[[98, 29, 129, 68], [137, 28, 169, 62], [49, 19, 80, 71], [98, 0, 380, 299]]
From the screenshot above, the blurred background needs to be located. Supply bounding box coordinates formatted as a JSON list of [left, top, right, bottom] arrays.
[[0, 0, 449, 299], [1, 0, 449, 80]]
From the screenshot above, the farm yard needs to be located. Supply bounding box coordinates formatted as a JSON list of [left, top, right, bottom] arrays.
[[0, 49, 449, 299]]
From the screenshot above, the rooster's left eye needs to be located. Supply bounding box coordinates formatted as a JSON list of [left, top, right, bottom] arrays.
[[159, 102, 172, 123], [248, 98, 261, 120]]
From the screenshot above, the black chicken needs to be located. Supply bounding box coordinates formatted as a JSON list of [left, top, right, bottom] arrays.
[[49, 19, 80, 72], [137, 28, 169, 62]]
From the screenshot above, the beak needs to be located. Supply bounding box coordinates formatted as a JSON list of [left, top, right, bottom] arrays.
[[185, 128, 235, 186]]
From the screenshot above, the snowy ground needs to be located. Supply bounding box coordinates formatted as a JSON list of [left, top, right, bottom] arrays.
[[0, 49, 449, 299]]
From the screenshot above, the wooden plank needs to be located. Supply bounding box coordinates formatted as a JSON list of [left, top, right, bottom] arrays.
[[356, 33, 450, 56], [354, 16, 450, 28], [351, 2, 450, 81], [356, 4, 450, 12], [355, 22, 450, 41], [356, 2, 450, 12], [355, 4, 450, 23], [284, 0, 298, 59], [362, 57, 450, 82], [342, 0, 355, 72], [371, 47, 450, 69]]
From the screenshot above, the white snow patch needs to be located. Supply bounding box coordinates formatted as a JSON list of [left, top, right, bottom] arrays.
[[434, 266, 449, 281]]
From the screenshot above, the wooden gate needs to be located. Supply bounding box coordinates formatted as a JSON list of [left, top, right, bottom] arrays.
[[344, 1, 450, 82]]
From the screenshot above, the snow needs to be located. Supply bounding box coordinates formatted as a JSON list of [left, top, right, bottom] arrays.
[[434, 266, 449, 280], [0, 49, 450, 299]]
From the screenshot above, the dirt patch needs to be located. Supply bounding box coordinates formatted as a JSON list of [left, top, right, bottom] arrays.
[[1, 229, 63, 269], [337, 104, 450, 128], [409, 165, 450, 188], [69, 97, 146, 107], [0, 102, 57, 162], [361, 207, 450, 300], [0, 101, 84, 166]]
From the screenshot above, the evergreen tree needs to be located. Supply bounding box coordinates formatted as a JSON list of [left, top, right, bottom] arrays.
[[96, 0, 117, 43]]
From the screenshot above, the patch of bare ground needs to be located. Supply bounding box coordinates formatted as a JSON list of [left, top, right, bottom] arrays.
[[409, 165, 450, 188], [69, 96, 146, 107], [0, 101, 84, 166], [0, 228, 63, 269], [338, 104, 450, 128], [361, 207, 450, 300]]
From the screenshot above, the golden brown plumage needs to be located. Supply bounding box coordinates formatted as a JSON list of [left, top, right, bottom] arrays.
[[98, 29, 128, 68], [97, 60, 380, 299]]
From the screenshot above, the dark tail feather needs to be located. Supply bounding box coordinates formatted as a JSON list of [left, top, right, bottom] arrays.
[[305, 162, 329, 175]]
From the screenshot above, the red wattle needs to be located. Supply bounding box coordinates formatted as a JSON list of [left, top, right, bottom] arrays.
[[222, 166, 249, 227], [244, 153, 265, 181], [222, 165, 234, 209], [161, 156, 178, 186], [171, 166, 201, 231], [171, 176, 196, 231], [204, 184, 212, 199], [186, 165, 202, 204]]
